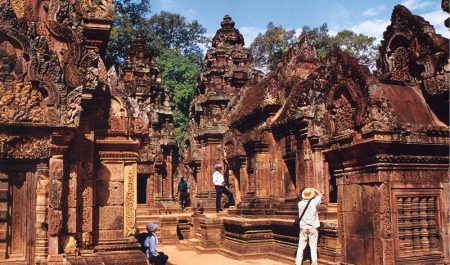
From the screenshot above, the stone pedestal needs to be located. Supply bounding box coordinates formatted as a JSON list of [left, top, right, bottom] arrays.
[[196, 217, 223, 252]]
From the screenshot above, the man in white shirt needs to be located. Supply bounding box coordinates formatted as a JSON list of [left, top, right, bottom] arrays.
[[295, 187, 322, 265], [213, 163, 235, 213], [144, 223, 168, 265]]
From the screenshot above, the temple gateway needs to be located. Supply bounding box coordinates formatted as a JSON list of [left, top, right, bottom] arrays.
[[0, 0, 448, 264]]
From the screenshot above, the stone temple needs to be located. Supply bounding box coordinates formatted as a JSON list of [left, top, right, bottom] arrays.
[[0, 0, 448, 264]]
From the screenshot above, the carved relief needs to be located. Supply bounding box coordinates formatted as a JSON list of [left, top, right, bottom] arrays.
[[1, 134, 50, 159], [81, 0, 114, 20], [328, 88, 355, 135], [123, 163, 136, 236], [378, 5, 449, 124]]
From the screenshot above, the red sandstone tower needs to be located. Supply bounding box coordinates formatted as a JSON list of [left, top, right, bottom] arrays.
[[183, 15, 258, 210]]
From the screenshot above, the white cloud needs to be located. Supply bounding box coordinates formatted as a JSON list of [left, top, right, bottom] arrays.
[[239, 26, 265, 47], [363, 6, 386, 17], [420, 9, 450, 38], [350, 19, 390, 44], [348, 6, 450, 44], [401, 0, 434, 11]]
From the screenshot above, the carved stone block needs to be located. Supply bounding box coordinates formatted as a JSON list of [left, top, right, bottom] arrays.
[[98, 163, 124, 181], [95, 230, 124, 241], [82, 181, 94, 207], [67, 208, 77, 233], [68, 178, 77, 208], [96, 181, 124, 206], [48, 209, 63, 236], [82, 206, 93, 232], [49, 180, 63, 209], [98, 206, 123, 230]]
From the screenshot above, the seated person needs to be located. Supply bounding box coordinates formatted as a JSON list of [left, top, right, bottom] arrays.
[[144, 223, 168, 265]]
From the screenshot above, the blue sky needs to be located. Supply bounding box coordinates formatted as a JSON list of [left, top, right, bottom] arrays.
[[151, 0, 449, 46]]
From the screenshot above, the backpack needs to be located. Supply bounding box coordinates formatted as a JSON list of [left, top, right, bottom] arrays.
[[179, 181, 188, 192]]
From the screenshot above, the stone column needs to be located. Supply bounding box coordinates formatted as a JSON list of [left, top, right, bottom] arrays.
[[48, 153, 65, 257], [124, 162, 137, 236], [253, 143, 270, 198], [35, 163, 49, 263], [0, 172, 8, 260], [96, 152, 138, 241], [96, 160, 126, 241]]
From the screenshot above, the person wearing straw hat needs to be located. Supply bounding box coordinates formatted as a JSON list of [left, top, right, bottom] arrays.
[[144, 223, 168, 265], [295, 188, 323, 265], [212, 163, 235, 213]]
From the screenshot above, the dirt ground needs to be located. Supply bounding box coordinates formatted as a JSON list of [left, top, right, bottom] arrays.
[[159, 245, 289, 265]]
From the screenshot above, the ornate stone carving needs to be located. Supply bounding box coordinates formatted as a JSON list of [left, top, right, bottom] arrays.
[[124, 163, 136, 236], [0, 134, 50, 159], [377, 5, 449, 124], [81, 0, 114, 20]]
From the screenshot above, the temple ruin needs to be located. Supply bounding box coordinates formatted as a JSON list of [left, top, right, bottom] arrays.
[[0, 0, 448, 264]]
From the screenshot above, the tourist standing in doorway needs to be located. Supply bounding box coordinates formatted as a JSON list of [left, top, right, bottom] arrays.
[[176, 176, 189, 209], [144, 223, 168, 265], [295, 188, 323, 265], [212, 163, 235, 213]]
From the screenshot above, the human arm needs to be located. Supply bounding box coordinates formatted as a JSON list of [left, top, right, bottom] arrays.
[[312, 188, 323, 205]]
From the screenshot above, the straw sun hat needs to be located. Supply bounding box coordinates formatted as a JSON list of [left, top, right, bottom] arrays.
[[301, 188, 316, 200]]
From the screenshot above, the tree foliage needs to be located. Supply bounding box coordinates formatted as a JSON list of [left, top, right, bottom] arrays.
[[156, 49, 199, 148], [298, 23, 332, 58], [106, 0, 151, 66], [331, 30, 377, 67], [106, 1, 207, 66], [251, 22, 378, 71], [250, 22, 296, 70], [106, 0, 207, 151]]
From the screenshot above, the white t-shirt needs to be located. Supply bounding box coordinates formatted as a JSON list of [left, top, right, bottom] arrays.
[[298, 196, 321, 229], [213, 171, 224, 186], [144, 232, 159, 258]]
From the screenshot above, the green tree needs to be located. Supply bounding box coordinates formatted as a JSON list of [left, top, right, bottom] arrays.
[[251, 22, 378, 70], [106, 1, 207, 151], [144, 11, 208, 57], [106, 0, 151, 66], [297, 23, 332, 58], [250, 22, 297, 70], [156, 49, 200, 150], [331, 30, 377, 68]]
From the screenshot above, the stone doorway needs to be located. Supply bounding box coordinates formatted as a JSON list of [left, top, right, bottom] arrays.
[[0, 168, 36, 265], [137, 174, 148, 205]]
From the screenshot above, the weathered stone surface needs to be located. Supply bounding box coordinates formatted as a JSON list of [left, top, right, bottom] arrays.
[[0, 0, 448, 264], [98, 206, 124, 230], [97, 181, 124, 206], [183, 15, 259, 209]]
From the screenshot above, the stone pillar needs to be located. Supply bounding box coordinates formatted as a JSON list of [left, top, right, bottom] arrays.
[[252, 142, 270, 199], [96, 160, 126, 241], [0, 172, 8, 260], [124, 163, 137, 236], [79, 132, 94, 248], [35, 163, 49, 263], [48, 154, 65, 256], [197, 139, 222, 209], [254, 151, 270, 198], [238, 158, 248, 200], [95, 150, 138, 242]]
